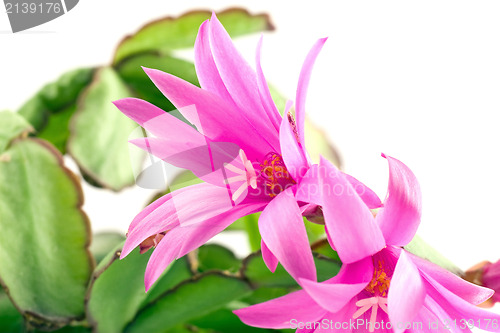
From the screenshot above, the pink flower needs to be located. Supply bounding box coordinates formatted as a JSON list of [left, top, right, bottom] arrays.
[[235, 155, 500, 332], [114, 14, 378, 290]]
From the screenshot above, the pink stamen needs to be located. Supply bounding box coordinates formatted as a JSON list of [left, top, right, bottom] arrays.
[[353, 296, 388, 332]]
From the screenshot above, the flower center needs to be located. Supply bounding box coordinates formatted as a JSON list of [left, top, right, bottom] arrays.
[[365, 260, 391, 297], [259, 152, 296, 197], [352, 260, 391, 332]]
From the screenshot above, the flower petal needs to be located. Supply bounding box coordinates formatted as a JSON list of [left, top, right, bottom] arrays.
[[319, 157, 385, 264], [424, 273, 500, 332], [142, 67, 273, 161], [261, 239, 278, 273], [295, 38, 327, 146], [342, 172, 382, 209], [145, 201, 266, 290], [376, 154, 422, 246], [121, 183, 234, 259], [258, 187, 316, 281], [296, 164, 382, 209], [194, 20, 236, 107], [233, 289, 327, 329], [207, 13, 279, 150], [113, 97, 200, 140], [129, 136, 243, 189], [410, 252, 493, 305], [280, 101, 309, 181], [388, 250, 426, 333], [299, 257, 373, 313]]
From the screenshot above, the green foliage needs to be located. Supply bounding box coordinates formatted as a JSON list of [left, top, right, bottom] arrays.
[[67, 67, 143, 191], [113, 8, 274, 65], [0, 119, 93, 328], [17, 68, 95, 153]]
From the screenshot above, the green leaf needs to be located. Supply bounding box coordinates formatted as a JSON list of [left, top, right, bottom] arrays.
[[191, 306, 274, 333], [404, 235, 462, 275], [67, 67, 142, 191], [0, 138, 93, 327], [196, 244, 240, 273], [125, 272, 252, 333], [310, 238, 341, 262], [89, 232, 126, 264], [86, 245, 192, 333], [113, 8, 274, 65], [0, 293, 24, 333], [242, 213, 262, 252], [17, 68, 95, 152], [0, 111, 33, 154], [241, 251, 341, 288], [116, 53, 198, 111]]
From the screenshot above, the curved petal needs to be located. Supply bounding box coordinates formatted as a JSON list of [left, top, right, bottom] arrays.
[[142, 67, 273, 161], [342, 172, 382, 209], [424, 273, 500, 332], [256, 36, 281, 132], [233, 289, 327, 329], [388, 251, 426, 333], [258, 188, 316, 281], [299, 259, 372, 313], [410, 252, 493, 306], [376, 154, 422, 246], [296, 164, 382, 210], [121, 183, 233, 259], [194, 20, 237, 108], [261, 239, 278, 273], [295, 38, 327, 146], [319, 157, 385, 264], [129, 137, 244, 189], [207, 13, 279, 150], [145, 201, 266, 290], [280, 101, 309, 181], [113, 98, 200, 140]]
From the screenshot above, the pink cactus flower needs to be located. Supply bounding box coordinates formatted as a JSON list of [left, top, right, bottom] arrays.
[[114, 14, 380, 290], [235, 155, 500, 333]]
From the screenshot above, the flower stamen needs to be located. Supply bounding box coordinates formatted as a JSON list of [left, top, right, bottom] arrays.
[[224, 150, 257, 202], [260, 152, 295, 197]]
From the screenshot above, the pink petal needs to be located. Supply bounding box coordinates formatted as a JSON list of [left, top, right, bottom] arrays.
[[113, 98, 200, 140], [388, 251, 426, 333], [319, 156, 385, 264], [233, 289, 327, 329], [296, 164, 382, 209], [142, 67, 273, 161], [376, 154, 422, 246], [280, 103, 309, 181], [296, 164, 322, 205], [207, 13, 279, 150], [299, 258, 373, 313], [295, 38, 327, 146], [194, 20, 236, 108], [342, 172, 382, 209], [410, 252, 493, 305], [424, 273, 500, 332], [261, 239, 278, 273], [121, 183, 234, 259], [129, 137, 244, 189], [256, 36, 281, 132], [145, 201, 266, 290], [258, 188, 316, 281]]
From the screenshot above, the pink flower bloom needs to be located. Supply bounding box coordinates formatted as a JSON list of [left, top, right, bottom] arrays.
[[114, 14, 379, 290], [235, 155, 500, 332]]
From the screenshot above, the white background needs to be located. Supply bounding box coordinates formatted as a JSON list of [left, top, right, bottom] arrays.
[[1, 1, 499, 278]]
